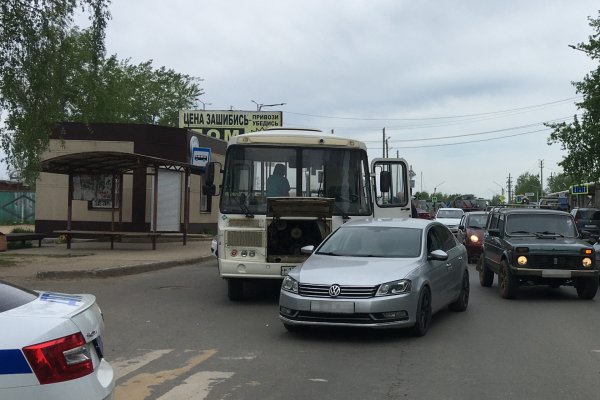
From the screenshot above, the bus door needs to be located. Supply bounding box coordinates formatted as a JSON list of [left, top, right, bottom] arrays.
[[371, 158, 411, 218]]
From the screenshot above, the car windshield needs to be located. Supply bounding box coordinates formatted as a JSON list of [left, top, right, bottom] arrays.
[[316, 226, 422, 258], [506, 214, 577, 237], [437, 210, 463, 219], [467, 214, 487, 229]]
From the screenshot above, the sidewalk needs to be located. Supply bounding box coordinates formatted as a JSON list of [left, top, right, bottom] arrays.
[[0, 236, 214, 281]]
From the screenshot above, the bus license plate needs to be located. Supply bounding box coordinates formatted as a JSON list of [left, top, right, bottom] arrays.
[[281, 266, 295, 276]]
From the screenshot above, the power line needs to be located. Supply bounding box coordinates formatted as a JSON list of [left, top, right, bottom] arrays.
[[362, 116, 573, 144], [373, 127, 551, 149], [283, 97, 581, 122]]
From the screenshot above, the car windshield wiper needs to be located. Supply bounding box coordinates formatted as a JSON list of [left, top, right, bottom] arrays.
[[509, 230, 534, 235], [537, 231, 565, 237], [316, 251, 341, 256]]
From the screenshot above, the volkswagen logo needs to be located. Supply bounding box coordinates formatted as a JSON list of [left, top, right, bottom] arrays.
[[329, 284, 341, 297]]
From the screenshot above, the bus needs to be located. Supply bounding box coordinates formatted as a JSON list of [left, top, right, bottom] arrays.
[[203, 128, 411, 300]]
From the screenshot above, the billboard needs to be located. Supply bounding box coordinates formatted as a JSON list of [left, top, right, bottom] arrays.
[[179, 110, 283, 141]]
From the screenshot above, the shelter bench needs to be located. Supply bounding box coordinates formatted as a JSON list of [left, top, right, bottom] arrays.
[[6, 232, 47, 247], [54, 230, 162, 250]]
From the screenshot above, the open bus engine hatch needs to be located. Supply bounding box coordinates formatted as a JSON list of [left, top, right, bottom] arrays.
[[266, 197, 334, 263]]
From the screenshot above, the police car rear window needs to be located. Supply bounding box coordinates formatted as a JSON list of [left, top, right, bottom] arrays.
[[0, 281, 38, 313]]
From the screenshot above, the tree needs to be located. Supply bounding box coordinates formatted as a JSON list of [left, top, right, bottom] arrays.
[[514, 172, 541, 200], [491, 194, 505, 205], [1, 4, 204, 185], [546, 172, 575, 194], [0, 0, 110, 185], [547, 12, 600, 184]]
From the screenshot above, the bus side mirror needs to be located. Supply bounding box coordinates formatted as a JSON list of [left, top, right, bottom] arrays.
[[205, 162, 215, 185], [380, 171, 391, 193], [202, 162, 221, 196]]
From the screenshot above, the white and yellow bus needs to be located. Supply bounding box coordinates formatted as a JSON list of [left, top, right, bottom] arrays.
[[204, 128, 411, 300]]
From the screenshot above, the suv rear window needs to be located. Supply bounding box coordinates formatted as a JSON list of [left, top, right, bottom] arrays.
[[0, 281, 38, 313], [577, 209, 600, 220]]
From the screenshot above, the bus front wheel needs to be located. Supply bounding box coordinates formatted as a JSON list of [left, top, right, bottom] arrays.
[[227, 278, 244, 301]]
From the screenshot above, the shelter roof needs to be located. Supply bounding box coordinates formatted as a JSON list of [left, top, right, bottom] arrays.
[[40, 151, 204, 175]]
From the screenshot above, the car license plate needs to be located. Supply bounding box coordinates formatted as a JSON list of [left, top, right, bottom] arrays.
[[542, 270, 572, 278], [281, 266, 295, 276], [310, 300, 354, 314]]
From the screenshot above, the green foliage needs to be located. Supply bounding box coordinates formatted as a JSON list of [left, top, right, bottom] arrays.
[[514, 172, 541, 199], [546, 172, 576, 194], [0, 3, 204, 185], [491, 194, 505, 205], [547, 12, 600, 184], [0, 0, 110, 185]]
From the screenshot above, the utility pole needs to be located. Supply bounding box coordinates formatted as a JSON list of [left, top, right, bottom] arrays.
[[507, 174, 513, 204], [539, 159, 544, 197], [382, 128, 386, 158]]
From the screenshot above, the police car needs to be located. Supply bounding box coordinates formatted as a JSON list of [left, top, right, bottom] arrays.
[[0, 280, 115, 399]]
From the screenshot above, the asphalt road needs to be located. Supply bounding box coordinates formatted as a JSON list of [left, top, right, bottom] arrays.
[[17, 260, 600, 400]]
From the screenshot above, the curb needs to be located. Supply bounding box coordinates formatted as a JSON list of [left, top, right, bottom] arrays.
[[36, 256, 214, 280]]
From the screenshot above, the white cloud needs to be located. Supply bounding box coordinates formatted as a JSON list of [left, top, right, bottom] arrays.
[[102, 1, 600, 196]]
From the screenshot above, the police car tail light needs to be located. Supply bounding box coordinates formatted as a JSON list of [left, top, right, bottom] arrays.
[[23, 332, 93, 385]]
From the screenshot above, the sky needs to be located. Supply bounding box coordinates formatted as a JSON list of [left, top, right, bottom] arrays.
[[75, 1, 599, 198]]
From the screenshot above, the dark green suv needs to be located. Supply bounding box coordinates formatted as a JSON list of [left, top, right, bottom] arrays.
[[477, 207, 598, 299]]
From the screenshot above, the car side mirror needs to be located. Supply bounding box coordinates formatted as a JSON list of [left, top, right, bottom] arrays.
[[488, 228, 500, 237], [301, 245, 315, 254], [458, 225, 465, 230], [428, 249, 448, 261]]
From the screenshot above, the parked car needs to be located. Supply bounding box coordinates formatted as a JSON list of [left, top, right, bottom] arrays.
[[571, 207, 600, 236], [477, 208, 598, 299], [434, 207, 464, 234], [456, 211, 489, 263], [279, 218, 469, 337], [0, 280, 115, 399]]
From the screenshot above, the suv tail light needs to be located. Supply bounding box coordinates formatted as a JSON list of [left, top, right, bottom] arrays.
[[22, 332, 93, 384]]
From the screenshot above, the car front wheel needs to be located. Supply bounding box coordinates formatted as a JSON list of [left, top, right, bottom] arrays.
[[478, 256, 494, 287], [498, 259, 518, 299], [575, 277, 598, 299], [411, 287, 432, 337]]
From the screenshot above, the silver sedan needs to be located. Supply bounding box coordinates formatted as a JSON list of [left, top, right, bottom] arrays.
[[279, 218, 469, 336]]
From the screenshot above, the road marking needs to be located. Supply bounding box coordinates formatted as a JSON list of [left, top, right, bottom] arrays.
[[156, 371, 234, 400], [309, 378, 328, 382], [115, 349, 217, 400], [111, 349, 174, 380]]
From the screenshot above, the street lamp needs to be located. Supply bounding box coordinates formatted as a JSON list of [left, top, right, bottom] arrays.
[[251, 100, 286, 111], [433, 181, 445, 194]]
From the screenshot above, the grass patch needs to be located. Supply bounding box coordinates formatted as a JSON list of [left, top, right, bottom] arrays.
[[0, 257, 18, 267]]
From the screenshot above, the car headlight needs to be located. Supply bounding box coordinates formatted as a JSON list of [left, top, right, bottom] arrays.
[[376, 279, 411, 296], [517, 256, 528, 266], [469, 234, 479, 243], [281, 276, 298, 293], [582, 257, 593, 268]]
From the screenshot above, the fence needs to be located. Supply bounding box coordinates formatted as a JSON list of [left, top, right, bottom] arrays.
[[0, 191, 35, 224]]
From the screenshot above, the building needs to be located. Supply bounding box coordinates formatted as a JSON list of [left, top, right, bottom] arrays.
[[35, 122, 225, 235]]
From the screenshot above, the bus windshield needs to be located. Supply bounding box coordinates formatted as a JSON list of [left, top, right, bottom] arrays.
[[220, 145, 373, 216]]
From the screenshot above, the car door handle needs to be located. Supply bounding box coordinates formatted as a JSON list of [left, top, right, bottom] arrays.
[[445, 263, 453, 270]]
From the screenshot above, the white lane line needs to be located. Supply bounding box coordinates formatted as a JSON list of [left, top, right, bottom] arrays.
[[309, 378, 328, 382], [111, 349, 174, 380], [156, 371, 234, 400]]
